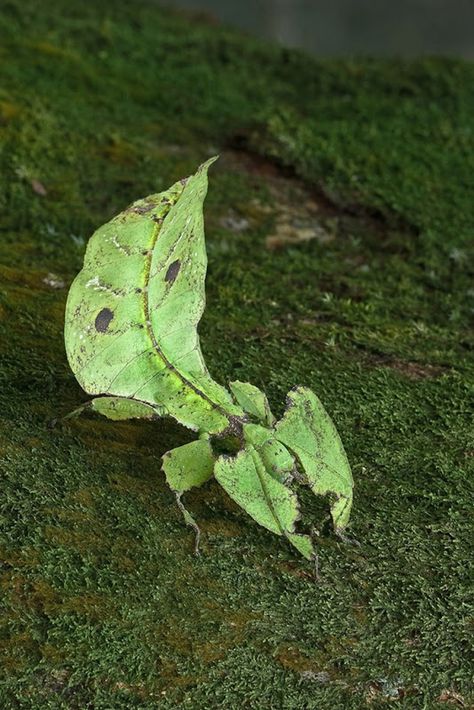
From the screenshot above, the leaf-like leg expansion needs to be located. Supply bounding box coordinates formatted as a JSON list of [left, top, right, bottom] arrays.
[[91, 396, 166, 421], [63, 396, 166, 422], [175, 492, 202, 556], [162, 439, 215, 554], [162, 439, 214, 492]]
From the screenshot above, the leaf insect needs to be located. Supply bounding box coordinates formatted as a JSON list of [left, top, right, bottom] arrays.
[[64, 158, 354, 568]]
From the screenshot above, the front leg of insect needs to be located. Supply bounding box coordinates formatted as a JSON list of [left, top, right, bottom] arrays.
[[162, 438, 215, 555], [63, 396, 168, 422], [64, 157, 355, 567]]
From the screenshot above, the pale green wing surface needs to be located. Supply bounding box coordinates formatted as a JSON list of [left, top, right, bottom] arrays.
[[214, 445, 314, 560], [229, 381, 275, 426], [65, 158, 243, 434], [273, 387, 353, 530]]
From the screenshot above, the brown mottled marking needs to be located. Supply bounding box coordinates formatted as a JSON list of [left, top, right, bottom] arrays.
[[132, 203, 155, 214], [165, 259, 181, 283], [95, 308, 114, 333]]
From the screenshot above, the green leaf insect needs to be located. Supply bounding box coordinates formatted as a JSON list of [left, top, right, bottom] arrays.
[[64, 157, 354, 564]]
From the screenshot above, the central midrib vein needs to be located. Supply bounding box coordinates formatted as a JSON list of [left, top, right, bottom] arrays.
[[141, 217, 233, 421]]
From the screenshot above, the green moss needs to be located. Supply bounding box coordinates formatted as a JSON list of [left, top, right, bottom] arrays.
[[0, 0, 472, 707]]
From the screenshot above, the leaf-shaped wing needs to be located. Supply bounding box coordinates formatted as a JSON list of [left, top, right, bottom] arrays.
[[214, 445, 314, 560], [65, 158, 243, 434], [273, 387, 353, 531]]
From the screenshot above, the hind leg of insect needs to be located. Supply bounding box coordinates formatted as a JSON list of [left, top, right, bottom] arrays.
[[335, 529, 360, 546]]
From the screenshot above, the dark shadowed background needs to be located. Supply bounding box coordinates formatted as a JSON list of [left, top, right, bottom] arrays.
[[163, 0, 474, 57]]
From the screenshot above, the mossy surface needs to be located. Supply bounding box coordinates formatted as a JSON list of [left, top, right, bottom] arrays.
[[0, 0, 473, 707]]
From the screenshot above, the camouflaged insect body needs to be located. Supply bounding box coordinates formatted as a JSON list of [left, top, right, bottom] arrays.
[[65, 159, 354, 561]]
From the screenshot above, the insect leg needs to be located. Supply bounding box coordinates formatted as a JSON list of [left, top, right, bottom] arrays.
[[175, 491, 202, 556]]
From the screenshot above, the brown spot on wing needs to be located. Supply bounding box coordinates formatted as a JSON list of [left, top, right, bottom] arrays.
[[95, 308, 114, 333], [165, 259, 181, 283]]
